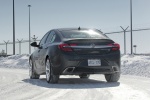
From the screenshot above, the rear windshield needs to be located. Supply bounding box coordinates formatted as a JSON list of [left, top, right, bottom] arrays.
[[60, 30, 108, 39]]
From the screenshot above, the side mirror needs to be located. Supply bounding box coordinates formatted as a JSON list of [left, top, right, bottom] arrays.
[[30, 42, 39, 47]]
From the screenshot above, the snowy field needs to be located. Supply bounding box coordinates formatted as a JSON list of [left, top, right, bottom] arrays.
[[0, 54, 150, 78], [0, 54, 150, 100], [0, 54, 29, 69], [121, 55, 150, 78]]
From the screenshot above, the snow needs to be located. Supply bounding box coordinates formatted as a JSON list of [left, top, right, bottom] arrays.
[[0, 54, 29, 69], [0, 68, 150, 100], [0, 54, 150, 78], [0, 55, 150, 100], [121, 55, 150, 78]]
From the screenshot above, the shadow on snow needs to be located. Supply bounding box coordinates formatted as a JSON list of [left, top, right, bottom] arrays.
[[22, 77, 120, 89]]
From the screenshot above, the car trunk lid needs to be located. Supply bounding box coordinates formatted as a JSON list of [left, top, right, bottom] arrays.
[[58, 39, 119, 55]]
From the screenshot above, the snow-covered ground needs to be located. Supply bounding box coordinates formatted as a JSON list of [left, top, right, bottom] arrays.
[[0, 68, 150, 100], [0, 54, 29, 69], [0, 54, 150, 78], [121, 55, 150, 78], [0, 54, 150, 100]]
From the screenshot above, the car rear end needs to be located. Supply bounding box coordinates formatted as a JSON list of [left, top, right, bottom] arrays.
[[54, 29, 120, 77]]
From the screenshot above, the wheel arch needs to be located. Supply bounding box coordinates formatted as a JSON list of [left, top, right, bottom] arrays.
[[45, 55, 49, 64], [29, 55, 32, 66]]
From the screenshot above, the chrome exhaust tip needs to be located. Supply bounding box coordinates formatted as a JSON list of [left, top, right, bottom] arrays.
[[63, 67, 75, 73]]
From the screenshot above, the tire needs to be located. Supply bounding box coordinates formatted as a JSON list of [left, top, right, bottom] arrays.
[[45, 58, 59, 83], [105, 72, 120, 82], [29, 59, 40, 79], [79, 74, 90, 79]]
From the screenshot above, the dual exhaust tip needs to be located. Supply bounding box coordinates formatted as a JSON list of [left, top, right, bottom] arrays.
[[63, 67, 75, 73], [63, 66, 119, 74]]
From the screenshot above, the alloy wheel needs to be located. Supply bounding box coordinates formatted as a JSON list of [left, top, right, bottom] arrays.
[[46, 59, 51, 81]]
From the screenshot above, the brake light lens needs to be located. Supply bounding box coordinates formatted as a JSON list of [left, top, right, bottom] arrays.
[[108, 43, 120, 51], [58, 43, 77, 52]]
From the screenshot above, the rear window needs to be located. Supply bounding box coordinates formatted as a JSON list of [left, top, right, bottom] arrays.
[[61, 30, 108, 39]]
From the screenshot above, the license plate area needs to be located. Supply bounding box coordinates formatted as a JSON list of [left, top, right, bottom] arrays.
[[88, 59, 101, 66]]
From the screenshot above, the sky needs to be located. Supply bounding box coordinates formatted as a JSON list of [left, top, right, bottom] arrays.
[[0, 0, 150, 54]]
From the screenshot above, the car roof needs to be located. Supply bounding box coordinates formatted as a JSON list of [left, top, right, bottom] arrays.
[[54, 28, 101, 32]]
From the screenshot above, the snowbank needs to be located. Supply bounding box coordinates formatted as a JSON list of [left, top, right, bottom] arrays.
[[0, 54, 150, 78], [0, 54, 29, 69], [121, 55, 150, 78]]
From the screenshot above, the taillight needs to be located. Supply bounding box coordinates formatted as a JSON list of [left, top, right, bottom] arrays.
[[108, 43, 120, 51], [58, 43, 77, 52]]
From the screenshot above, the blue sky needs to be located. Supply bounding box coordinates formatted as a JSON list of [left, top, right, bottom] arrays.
[[0, 0, 150, 54]]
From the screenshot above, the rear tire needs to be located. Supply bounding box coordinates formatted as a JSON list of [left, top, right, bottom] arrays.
[[29, 59, 40, 79], [45, 58, 59, 84], [105, 72, 120, 82], [79, 74, 90, 79]]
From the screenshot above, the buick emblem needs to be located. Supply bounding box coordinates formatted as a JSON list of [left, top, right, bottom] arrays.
[[91, 43, 95, 48]]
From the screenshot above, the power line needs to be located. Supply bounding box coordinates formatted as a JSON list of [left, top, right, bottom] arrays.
[[105, 28, 150, 34], [4, 40, 9, 55], [0, 40, 40, 45], [120, 26, 129, 54], [17, 39, 23, 55]]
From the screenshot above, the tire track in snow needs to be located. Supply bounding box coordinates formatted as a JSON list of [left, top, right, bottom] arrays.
[[0, 68, 150, 100]]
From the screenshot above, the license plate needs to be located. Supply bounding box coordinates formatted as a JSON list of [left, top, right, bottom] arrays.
[[88, 59, 101, 66]]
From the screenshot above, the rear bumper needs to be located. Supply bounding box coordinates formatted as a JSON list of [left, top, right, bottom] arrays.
[[62, 66, 119, 75], [52, 51, 120, 75]]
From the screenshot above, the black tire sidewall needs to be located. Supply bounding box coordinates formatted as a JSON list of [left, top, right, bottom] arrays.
[[46, 58, 52, 83], [46, 58, 59, 83]]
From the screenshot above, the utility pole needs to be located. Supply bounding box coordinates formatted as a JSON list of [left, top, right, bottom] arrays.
[[28, 5, 31, 54], [4, 40, 9, 55], [13, 0, 15, 55], [120, 26, 129, 54], [17, 39, 23, 55], [130, 0, 133, 54]]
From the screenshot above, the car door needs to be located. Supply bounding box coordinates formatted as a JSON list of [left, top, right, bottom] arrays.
[[35, 32, 49, 73], [32, 48, 39, 71], [38, 31, 56, 73]]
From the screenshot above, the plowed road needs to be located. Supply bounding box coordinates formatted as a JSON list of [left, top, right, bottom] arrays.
[[0, 68, 150, 100]]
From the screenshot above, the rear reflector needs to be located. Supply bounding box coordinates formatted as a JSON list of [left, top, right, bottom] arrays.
[[58, 43, 77, 52], [108, 43, 120, 51]]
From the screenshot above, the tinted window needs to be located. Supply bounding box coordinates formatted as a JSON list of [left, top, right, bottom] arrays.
[[61, 30, 108, 39], [46, 31, 55, 43], [50, 34, 56, 43], [39, 32, 49, 46]]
